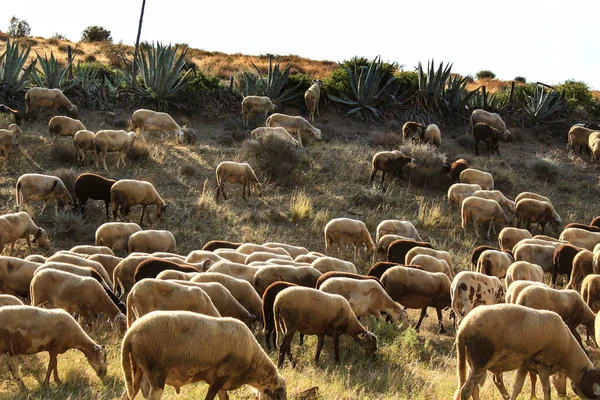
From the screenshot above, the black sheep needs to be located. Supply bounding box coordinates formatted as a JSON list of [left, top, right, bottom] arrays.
[[74, 173, 116, 218]]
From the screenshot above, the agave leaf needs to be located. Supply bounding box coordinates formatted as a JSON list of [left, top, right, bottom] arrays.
[[0, 38, 36, 93]]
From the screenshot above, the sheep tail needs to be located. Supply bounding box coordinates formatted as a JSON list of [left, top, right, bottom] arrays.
[[15, 181, 22, 206], [274, 310, 285, 348], [455, 333, 467, 400], [121, 338, 135, 400], [126, 293, 135, 329]]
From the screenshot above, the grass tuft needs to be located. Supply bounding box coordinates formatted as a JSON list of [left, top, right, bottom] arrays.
[[50, 142, 76, 164], [290, 190, 313, 223], [126, 142, 151, 162], [242, 133, 304, 184], [527, 155, 560, 182]]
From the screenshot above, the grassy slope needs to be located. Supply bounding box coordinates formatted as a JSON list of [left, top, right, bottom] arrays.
[[0, 105, 599, 399]]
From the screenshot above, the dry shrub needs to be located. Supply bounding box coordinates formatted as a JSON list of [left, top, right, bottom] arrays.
[[290, 190, 313, 223], [49, 168, 79, 198], [456, 135, 475, 150], [127, 142, 151, 162], [179, 162, 200, 178], [311, 209, 330, 233], [51, 142, 76, 164], [527, 156, 560, 182], [241, 132, 304, 184], [180, 125, 196, 145], [369, 130, 403, 148], [50, 210, 90, 240]]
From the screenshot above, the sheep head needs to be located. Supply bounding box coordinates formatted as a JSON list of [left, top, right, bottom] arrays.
[[33, 228, 49, 247], [253, 183, 263, 197], [259, 374, 287, 400], [87, 344, 108, 380], [578, 369, 600, 399], [67, 104, 78, 118], [355, 330, 377, 356]]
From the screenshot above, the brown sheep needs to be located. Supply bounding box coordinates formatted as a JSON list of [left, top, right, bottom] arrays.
[[441, 158, 470, 183], [472, 122, 502, 156], [48, 116, 85, 144], [370, 150, 415, 185], [581, 274, 600, 313], [201, 240, 243, 252], [514, 198, 562, 234], [552, 243, 584, 286], [402, 121, 426, 142]]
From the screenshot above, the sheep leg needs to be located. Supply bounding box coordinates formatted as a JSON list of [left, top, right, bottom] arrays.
[[535, 367, 551, 400], [43, 350, 60, 386], [221, 184, 228, 200], [507, 366, 528, 400], [474, 140, 480, 156], [539, 222, 545, 235], [314, 334, 325, 363], [414, 307, 428, 331], [102, 154, 108, 171], [140, 206, 147, 225], [458, 369, 486, 400], [204, 375, 229, 400], [487, 220, 493, 239], [436, 307, 445, 333], [333, 333, 341, 363], [120, 151, 127, 167], [569, 326, 587, 353], [8, 242, 15, 256], [299, 333, 304, 346], [529, 372, 538, 400], [41, 200, 48, 214], [104, 201, 110, 219], [147, 386, 164, 400], [8, 356, 27, 392], [26, 236, 32, 253], [242, 183, 247, 200], [492, 373, 510, 400], [369, 168, 378, 184], [277, 333, 295, 368]]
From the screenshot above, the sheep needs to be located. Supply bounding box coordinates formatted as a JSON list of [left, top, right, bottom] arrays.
[[454, 303, 600, 400], [450, 271, 504, 327], [113, 256, 152, 300], [311, 256, 357, 274], [581, 274, 600, 313], [589, 131, 600, 149], [24, 87, 77, 117], [86, 254, 123, 279], [274, 287, 376, 367], [516, 284, 596, 349], [514, 243, 556, 274], [294, 254, 322, 264], [319, 277, 408, 324], [185, 250, 224, 265], [265, 259, 310, 267], [0, 306, 106, 391], [253, 265, 322, 296], [70, 245, 114, 256], [262, 281, 300, 351], [552, 243, 584, 286], [367, 261, 402, 279], [262, 242, 308, 258], [402, 121, 426, 142], [560, 227, 600, 251], [324, 217, 375, 262], [245, 252, 292, 265], [411, 254, 453, 279], [461, 196, 509, 239], [423, 124, 441, 146], [133, 258, 208, 283], [73, 129, 96, 165], [514, 237, 562, 250], [369, 150, 416, 185], [74, 173, 116, 218], [533, 234, 563, 242], [95, 222, 142, 254], [566, 250, 595, 291], [45, 253, 112, 286], [94, 129, 137, 171], [505, 261, 545, 287], [376, 219, 422, 243], [206, 261, 261, 284], [442, 158, 470, 183], [567, 124, 597, 154], [591, 216, 600, 228], [0, 256, 41, 297], [0, 212, 49, 256], [505, 280, 547, 303], [121, 311, 286, 400], [191, 272, 262, 318], [315, 271, 383, 289], [0, 294, 23, 306], [515, 198, 562, 235], [156, 269, 198, 281], [515, 191, 554, 206], [459, 168, 494, 190], [477, 249, 514, 278], [201, 240, 243, 252], [447, 183, 482, 210], [213, 249, 247, 264], [467, 109, 510, 137], [590, 138, 600, 162], [31, 268, 126, 333], [126, 279, 220, 327], [0, 124, 22, 166], [237, 243, 291, 256], [387, 239, 433, 264], [0, 104, 22, 125], [381, 266, 451, 333], [24, 254, 46, 263], [126, 108, 183, 140], [498, 227, 532, 251], [564, 222, 600, 233], [110, 179, 167, 225], [472, 122, 503, 156], [304, 79, 322, 122], [405, 247, 453, 271], [250, 126, 301, 147], [16, 174, 73, 215], [215, 161, 262, 202], [127, 230, 176, 254], [241, 96, 276, 127], [471, 189, 516, 213], [471, 245, 499, 268], [266, 113, 322, 146], [376, 234, 407, 259], [48, 115, 85, 144]]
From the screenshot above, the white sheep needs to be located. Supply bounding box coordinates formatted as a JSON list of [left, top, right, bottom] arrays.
[[0, 294, 23, 306], [46, 252, 112, 286], [25, 87, 77, 116], [185, 250, 224, 264], [471, 189, 515, 213], [245, 251, 292, 264], [127, 108, 183, 140], [48, 115, 85, 144], [121, 311, 286, 400], [250, 126, 301, 147], [467, 109, 510, 137], [305, 79, 322, 121], [0, 124, 22, 166], [0, 212, 49, 255], [450, 271, 504, 327], [16, 173, 74, 215], [241, 96, 276, 127], [375, 219, 422, 242], [112, 255, 152, 300], [191, 272, 263, 318], [505, 261, 545, 287], [459, 168, 494, 190], [324, 217, 375, 262], [86, 254, 123, 280], [513, 243, 556, 273], [461, 196, 509, 239], [424, 124, 441, 146], [110, 179, 167, 224], [236, 243, 290, 256], [73, 129, 96, 166], [560, 228, 600, 251], [206, 261, 261, 284], [266, 113, 322, 146], [310, 256, 357, 274], [477, 249, 514, 278], [581, 274, 600, 313], [70, 245, 114, 256], [94, 129, 137, 171], [410, 254, 453, 279], [213, 249, 247, 264], [0, 256, 42, 297], [95, 222, 142, 254], [127, 230, 176, 254], [498, 227, 532, 251], [567, 124, 596, 153], [215, 161, 262, 202], [405, 247, 453, 272], [447, 183, 482, 210]]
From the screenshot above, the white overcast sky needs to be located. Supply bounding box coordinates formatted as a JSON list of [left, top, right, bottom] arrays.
[[6, 0, 600, 89]]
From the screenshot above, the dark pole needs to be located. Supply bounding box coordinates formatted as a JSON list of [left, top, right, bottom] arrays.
[[132, 0, 146, 80]]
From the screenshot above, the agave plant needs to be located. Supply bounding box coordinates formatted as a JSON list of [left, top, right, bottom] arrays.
[[444, 74, 479, 111], [31, 51, 77, 91], [521, 85, 565, 122], [236, 56, 301, 105], [328, 56, 400, 123], [417, 59, 453, 100], [0, 37, 37, 93]]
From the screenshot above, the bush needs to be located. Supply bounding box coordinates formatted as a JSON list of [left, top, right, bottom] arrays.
[[395, 71, 419, 95], [177, 70, 222, 109], [289, 190, 313, 223], [323, 56, 397, 97], [514, 76, 526, 83], [555, 80, 595, 116], [51, 143, 76, 164], [527, 157, 560, 182], [241, 132, 304, 183], [76, 61, 117, 82], [49, 168, 78, 198], [476, 70, 496, 79], [51, 33, 67, 41], [50, 210, 87, 240], [8, 16, 30, 37], [126, 142, 151, 162], [179, 162, 201, 178], [81, 26, 112, 43]]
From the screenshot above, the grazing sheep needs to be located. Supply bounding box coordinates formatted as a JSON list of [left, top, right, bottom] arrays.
[[590, 139, 600, 161], [0, 124, 22, 166], [366, 261, 401, 279], [447, 183, 482, 210], [121, 311, 286, 400], [126, 279, 220, 327], [127, 230, 176, 254], [126, 108, 183, 140], [110, 179, 167, 224], [206, 261, 261, 284], [0, 294, 23, 306], [505, 261, 545, 287], [515, 191, 554, 206], [0, 212, 49, 256], [402, 121, 426, 142], [514, 237, 562, 250], [133, 258, 206, 283], [95, 222, 142, 254], [94, 130, 137, 171], [515, 198, 562, 234], [498, 227, 532, 251], [315, 271, 383, 289], [201, 240, 243, 252], [567, 124, 596, 154], [215, 161, 262, 202], [156, 269, 198, 281], [310, 256, 357, 274], [471, 189, 515, 213], [73, 130, 96, 166], [564, 222, 600, 233], [376, 234, 407, 259], [459, 168, 494, 190], [294, 254, 322, 264], [185, 250, 224, 264], [324, 218, 375, 262], [405, 247, 453, 272], [369, 150, 416, 185], [250, 126, 301, 147], [266, 113, 322, 146], [31, 269, 126, 333], [424, 124, 441, 146], [253, 265, 322, 296], [305, 79, 322, 121], [472, 122, 503, 156], [236, 243, 291, 256], [245, 252, 292, 265], [70, 245, 114, 256], [86, 254, 123, 279], [411, 254, 453, 279], [552, 243, 584, 286], [461, 197, 509, 239], [112, 256, 152, 300], [566, 250, 595, 291], [262, 242, 308, 259], [213, 249, 247, 264], [16, 174, 73, 215], [262, 281, 299, 351], [241, 96, 277, 127], [376, 220, 422, 243], [467, 109, 510, 137], [46, 253, 112, 286], [514, 243, 556, 274], [387, 239, 433, 264], [454, 303, 600, 400], [0, 256, 41, 297], [0, 104, 22, 125], [471, 245, 499, 268], [560, 228, 600, 251], [0, 306, 106, 391], [505, 280, 547, 303], [581, 274, 600, 313], [477, 249, 514, 278], [381, 266, 451, 333], [74, 173, 115, 218], [274, 287, 377, 366], [48, 116, 85, 144], [450, 271, 504, 327], [25, 87, 77, 116], [442, 158, 470, 183], [191, 272, 262, 318]]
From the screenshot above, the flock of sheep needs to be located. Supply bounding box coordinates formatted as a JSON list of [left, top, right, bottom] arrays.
[[1, 84, 600, 400]]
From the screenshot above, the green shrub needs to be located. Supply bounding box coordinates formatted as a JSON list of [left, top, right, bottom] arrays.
[[476, 70, 496, 79], [51, 33, 67, 41], [177, 70, 222, 109], [395, 70, 419, 95], [8, 16, 30, 37], [242, 132, 304, 183], [555, 80, 595, 115], [81, 26, 112, 43], [527, 157, 560, 182], [323, 56, 397, 97], [76, 62, 116, 82], [514, 76, 526, 83]]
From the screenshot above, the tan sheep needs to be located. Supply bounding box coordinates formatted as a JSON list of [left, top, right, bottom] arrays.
[[70, 245, 114, 256], [95, 222, 142, 254], [311, 256, 357, 274], [468, 109, 510, 137], [213, 249, 247, 264], [112, 256, 151, 300], [514, 243, 556, 273], [459, 168, 494, 190], [447, 183, 482, 210], [262, 242, 308, 258], [86, 254, 123, 279], [73, 129, 96, 166], [94, 129, 137, 171], [0, 294, 23, 306], [424, 124, 441, 146], [191, 272, 262, 318], [241, 96, 276, 127], [215, 161, 262, 202], [305, 79, 322, 121], [156, 269, 198, 281], [25, 87, 77, 116], [514, 191, 554, 207], [376, 219, 422, 242], [294, 254, 322, 264], [265, 259, 311, 267], [319, 277, 408, 324], [0, 256, 41, 297], [369, 150, 416, 185], [405, 247, 453, 272], [513, 237, 562, 251], [477, 249, 514, 278], [31, 268, 126, 333], [461, 196, 508, 239], [451, 271, 504, 327], [471, 189, 515, 213], [376, 234, 407, 259], [581, 274, 600, 313], [250, 126, 301, 147], [48, 115, 85, 144], [237, 243, 290, 256], [0, 124, 22, 166], [560, 227, 600, 251], [566, 250, 595, 291], [0, 306, 106, 391], [45, 253, 112, 286], [127, 230, 176, 254], [411, 254, 453, 279], [16, 174, 73, 215], [266, 113, 322, 146], [245, 251, 292, 264], [185, 250, 224, 264], [568, 124, 597, 153], [206, 261, 261, 284], [514, 198, 562, 234], [505, 261, 545, 287], [252, 265, 322, 296], [505, 280, 546, 303], [0, 212, 49, 255], [24, 254, 46, 263], [591, 138, 600, 162], [121, 311, 286, 400], [127, 109, 183, 140], [324, 217, 375, 262], [498, 227, 532, 251], [111, 179, 167, 225]]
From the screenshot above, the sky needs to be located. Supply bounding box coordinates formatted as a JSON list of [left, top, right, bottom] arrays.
[[5, 0, 600, 89]]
